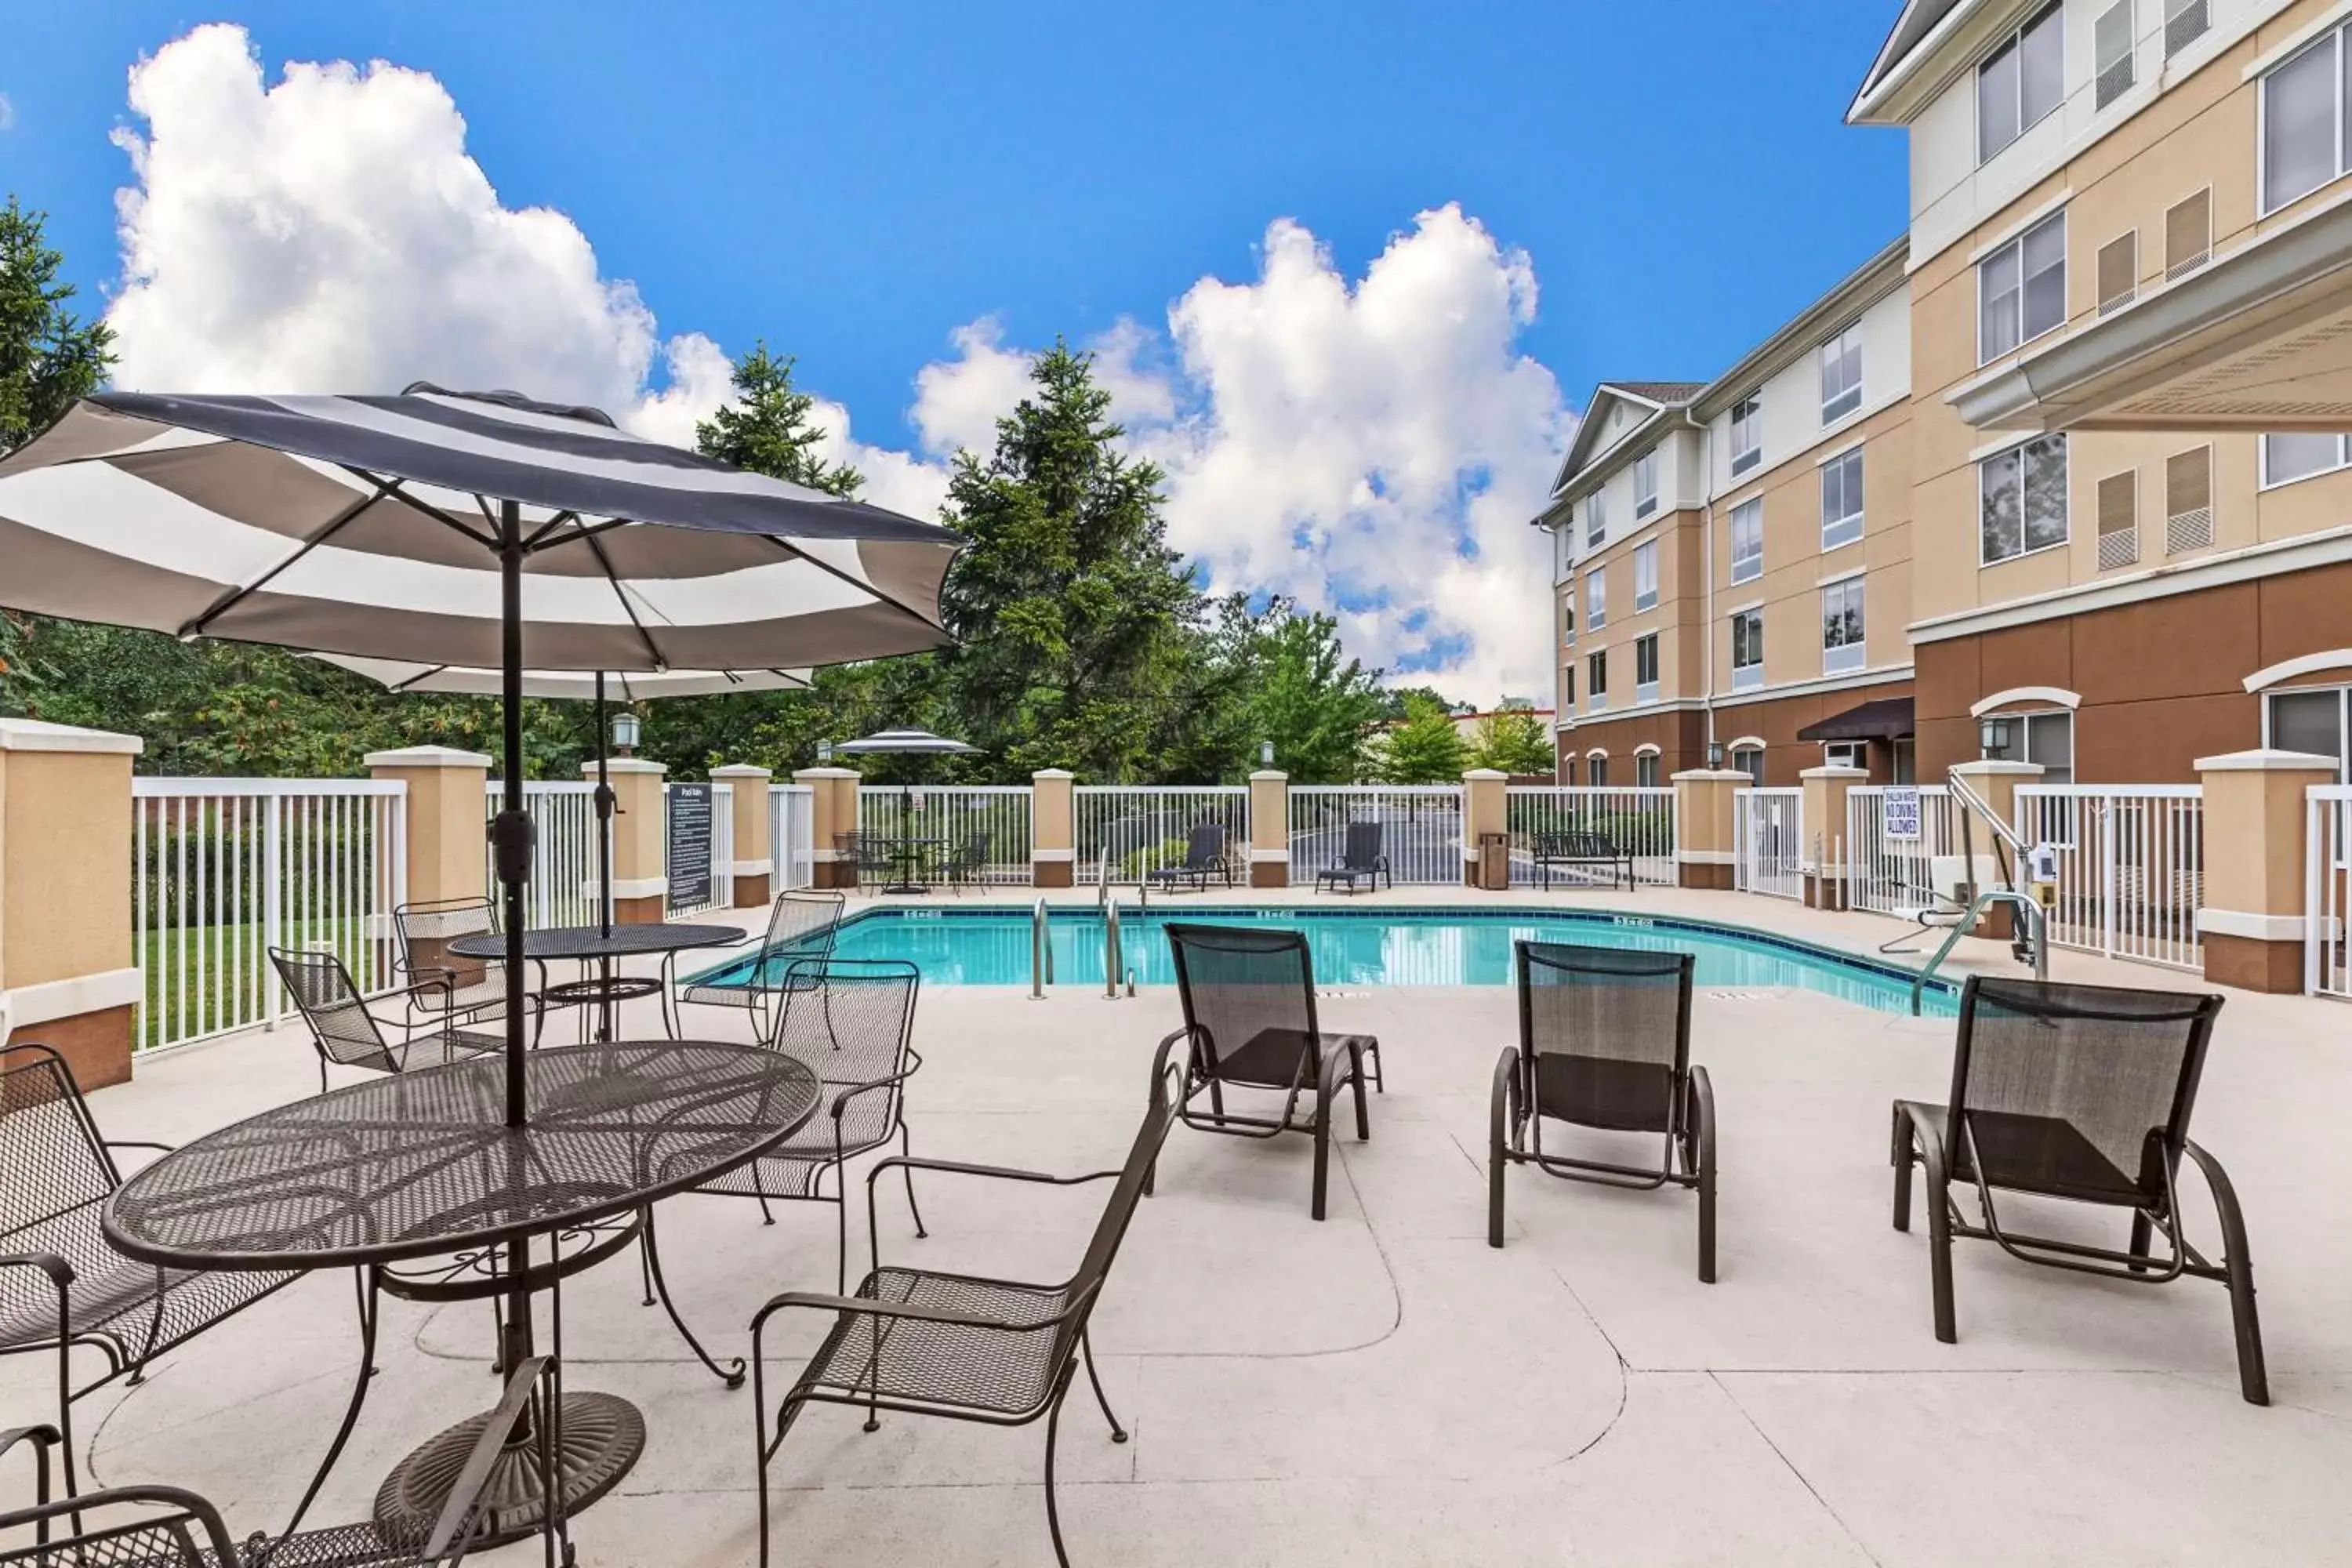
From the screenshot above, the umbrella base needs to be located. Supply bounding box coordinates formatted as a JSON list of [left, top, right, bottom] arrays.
[[374, 1390, 644, 1548]]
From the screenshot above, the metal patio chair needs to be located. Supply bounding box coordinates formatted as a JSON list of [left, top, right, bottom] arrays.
[[1155, 923, 1383, 1221], [942, 829, 993, 894], [1488, 942, 1716, 1281], [1313, 821, 1392, 894], [271, 946, 521, 1091], [1892, 975, 2266, 1404], [0, 1042, 299, 1502], [1144, 822, 1233, 892], [391, 896, 557, 1032], [0, 1355, 566, 1568], [664, 959, 926, 1296], [677, 889, 848, 1040], [748, 1055, 1183, 1568], [834, 830, 887, 890]]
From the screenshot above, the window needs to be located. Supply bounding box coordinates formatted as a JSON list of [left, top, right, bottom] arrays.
[[2165, 190, 2211, 280], [1587, 649, 1607, 711], [1636, 752, 1660, 788], [1634, 448, 1659, 518], [2165, 445, 2213, 555], [1979, 211, 2066, 363], [1733, 746, 1765, 785], [2268, 688, 2350, 782], [1589, 756, 1610, 788], [1586, 489, 1606, 549], [1586, 568, 1607, 630], [1729, 498, 1763, 584], [1998, 710, 2074, 785], [1562, 756, 1576, 786], [1824, 741, 1866, 771], [1980, 433, 2069, 565], [1820, 446, 1864, 550], [1554, 524, 1573, 582], [1730, 608, 1765, 691], [2262, 24, 2349, 214], [2096, 230, 2137, 315], [1561, 593, 1575, 646], [1819, 323, 1863, 423], [1730, 394, 1762, 474], [2096, 469, 2139, 570], [1892, 737, 1917, 786], [1562, 664, 1575, 710], [1632, 540, 1658, 612], [1977, 2, 2063, 164], [2263, 433, 2351, 486], [2165, 0, 2207, 58], [2096, 1, 2135, 111], [1635, 632, 1660, 702], [1821, 577, 1867, 675]]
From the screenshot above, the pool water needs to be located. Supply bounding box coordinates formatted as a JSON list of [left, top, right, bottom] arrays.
[[692, 906, 1956, 1018]]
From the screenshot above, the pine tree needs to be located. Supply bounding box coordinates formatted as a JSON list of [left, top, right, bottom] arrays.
[[694, 343, 863, 499]]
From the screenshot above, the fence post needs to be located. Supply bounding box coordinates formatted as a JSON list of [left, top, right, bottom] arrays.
[[711, 764, 775, 910], [1031, 769, 1075, 887], [0, 720, 143, 1085], [1461, 768, 1508, 888], [1949, 760, 2042, 938], [1799, 764, 1867, 909], [1670, 768, 1745, 890], [590, 757, 670, 920], [2194, 748, 2338, 993], [366, 746, 492, 913], [795, 767, 861, 890], [1249, 771, 1290, 887]]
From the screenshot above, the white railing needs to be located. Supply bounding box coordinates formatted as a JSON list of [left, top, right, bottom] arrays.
[[132, 779, 408, 1052], [1733, 787, 1805, 901], [1504, 786, 1676, 887], [771, 783, 816, 891], [1290, 785, 1465, 885], [2307, 786, 2352, 1000], [664, 781, 736, 918], [1846, 785, 1958, 916], [485, 781, 601, 931], [857, 785, 1035, 884], [1075, 786, 1248, 886], [2013, 785, 2203, 971]]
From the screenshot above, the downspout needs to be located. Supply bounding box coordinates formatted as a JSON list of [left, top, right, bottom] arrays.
[[1700, 419, 1717, 759]]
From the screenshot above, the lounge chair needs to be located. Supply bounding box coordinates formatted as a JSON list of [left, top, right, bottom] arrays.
[[1891, 975, 2266, 1404], [1156, 924, 1383, 1221], [748, 1057, 1183, 1568], [1488, 942, 1716, 1280], [0, 1043, 299, 1501], [678, 888, 847, 1040], [1531, 829, 1635, 891], [1145, 822, 1233, 892], [1314, 821, 1392, 894]]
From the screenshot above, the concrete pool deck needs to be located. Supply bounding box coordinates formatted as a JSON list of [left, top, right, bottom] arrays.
[[5, 887, 2349, 1565]]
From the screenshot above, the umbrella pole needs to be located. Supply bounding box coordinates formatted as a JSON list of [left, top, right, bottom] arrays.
[[595, 671, 615, 1040], [494, 500, 531, 1126]]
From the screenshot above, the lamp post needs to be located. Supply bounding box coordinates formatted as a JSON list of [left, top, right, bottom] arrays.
[[1259, 740, 1275, 768], [1978, 715, 2014, 760], [1706, 739, 1725, 769], [611, 710, 642, 758], [816, 739, 834, 765]]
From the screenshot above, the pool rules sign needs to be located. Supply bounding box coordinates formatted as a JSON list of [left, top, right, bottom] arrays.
[[667, 783, 713, 909]]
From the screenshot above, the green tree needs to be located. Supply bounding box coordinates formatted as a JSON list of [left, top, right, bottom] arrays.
[[1468, 706, 1555, 775], [1221, 596, 1385, 782], [1375, 692, 1470, 783], [693, 343, 865, 499], [0, 196, 113, 455]]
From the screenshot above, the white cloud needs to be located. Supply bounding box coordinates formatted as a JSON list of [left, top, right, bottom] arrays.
[[0, 92, 15, 132], [99, 25, 1571, 703]]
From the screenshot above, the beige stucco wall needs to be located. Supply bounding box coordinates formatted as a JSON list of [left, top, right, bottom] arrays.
[[368, 747, 489, 908], [712, 764, 773, 867], [0, 747, 134, 993]]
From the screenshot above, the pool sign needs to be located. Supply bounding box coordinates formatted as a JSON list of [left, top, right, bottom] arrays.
[[910, 788, 927, 811], [666, 783, 713, 909], [1884, 786, 1922, 841]]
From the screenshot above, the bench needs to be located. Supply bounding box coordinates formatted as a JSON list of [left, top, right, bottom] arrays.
[[1531, 830, 1635, 891]]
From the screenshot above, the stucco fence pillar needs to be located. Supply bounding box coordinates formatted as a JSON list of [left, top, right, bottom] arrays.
[[367, 744, 492, 982], [1461, 768, 1508, 889], [2194, 749, 2339, 993], [0, 720, 143, 1088], [588, 757, 669, 921], [1799, 764, 1869, 909], [1951, 760, 2042, 939], [795, 767, 862, 891], [711, 764, 775, 910], [1249, 771, 1290, 887], [1671, 769, 1745, 891], [1031, 769, 1075, 888]]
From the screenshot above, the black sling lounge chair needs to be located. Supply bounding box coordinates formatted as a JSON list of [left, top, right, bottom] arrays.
[[1314, 821, 1392, 894], [1488, 942, 1716, 1280], [1156, 924, 1383, 1221], [1891, 975, 2266, 1405], [749, 1057, 1183, 1568], [1145, 822, 1232, 892], [678, 888, 847, 1040]]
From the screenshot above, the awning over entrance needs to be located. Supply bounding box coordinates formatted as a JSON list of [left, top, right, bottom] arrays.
[[1952, 199, 2352, 434], [1796, 696, 1914, 742]]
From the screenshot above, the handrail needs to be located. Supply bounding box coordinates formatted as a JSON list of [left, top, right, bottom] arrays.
[[1029, 898, 1053, 1001], [1907, 887, 2048, 1014], [1103, 895, 1123, 1001]]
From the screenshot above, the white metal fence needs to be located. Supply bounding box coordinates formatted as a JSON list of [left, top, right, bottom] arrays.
[[485, 781, 601, 931], [132, 779, 407, 1052], [1504, 786, 1676, 887], [1733, 787, 1805, 901], [1846, 785, 1958, 916], [771, 783, 816, 891], [664, 781, 736, 917], [1289, 785, 1465, 884], [2013, 785, 2204, 971], [857, 785, 1035, 884], [1075, 786, 1248, 885], [2307, 786, 2352, 1000]]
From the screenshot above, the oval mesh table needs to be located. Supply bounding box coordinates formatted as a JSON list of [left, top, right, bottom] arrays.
[[104, 1041, 819, 1543], [448, 922, 746, 1042]]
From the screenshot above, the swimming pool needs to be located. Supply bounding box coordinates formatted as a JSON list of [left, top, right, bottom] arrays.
[[691, 905, 1957, 1017]]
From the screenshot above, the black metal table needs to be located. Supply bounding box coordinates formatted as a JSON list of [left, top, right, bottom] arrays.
[[879, 836, 944, 895], [103, 1040, 820, 1544], [449, 922, 746, 1041]]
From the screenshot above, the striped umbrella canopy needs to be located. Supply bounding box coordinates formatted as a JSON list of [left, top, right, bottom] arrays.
[[311, 655, 812, 700], [0, 384, 963, 1127], [832, 727, 979, 755]]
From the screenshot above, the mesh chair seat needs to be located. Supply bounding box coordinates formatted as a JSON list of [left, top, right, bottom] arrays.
[[678, 978, 764, 1010], [694, 1091, 902, 1201], [1894, 1100, 2147, 1208], [1204, 1028, 1374, 1095], [0, 1205, 295, 1354], [799, 1267, 1073, 1416], [411, 975, 514, 1021], [1530, 1052, 1676, 1134]]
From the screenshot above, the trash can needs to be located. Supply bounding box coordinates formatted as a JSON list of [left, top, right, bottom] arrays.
[[1478, 832, 1509, 891]]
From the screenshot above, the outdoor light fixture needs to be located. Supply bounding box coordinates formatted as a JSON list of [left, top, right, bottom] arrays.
[[1260, 740, 1276, 768], [611, 710, 642, 757], [1706, 739, 1725, 768], [817, 739, 834, 764], [1978, 715, 2014, 760]]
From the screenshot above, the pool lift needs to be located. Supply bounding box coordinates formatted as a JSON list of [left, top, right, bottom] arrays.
[[1907, 768, 2052, 1014]]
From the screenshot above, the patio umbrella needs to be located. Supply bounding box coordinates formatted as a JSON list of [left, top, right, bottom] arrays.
[[832, 727, 981, 892], [0, 384, 960, 1122]]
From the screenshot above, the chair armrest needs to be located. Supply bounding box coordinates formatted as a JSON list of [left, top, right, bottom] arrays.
[[863, 1153, 1120, 1195], [423, 1355, 550, 1564], [829, 1067, 919, 1120], [752, 1288, 1020, 1335], [103, 1138, 176, 1156], [0, 1250, 76, 1288]]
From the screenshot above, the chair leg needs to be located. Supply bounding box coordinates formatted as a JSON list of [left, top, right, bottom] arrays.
[[1690, 1065, 1718, 1285], [1900, 1108, 1958, 1344], [1347, 1049, 1370, 1141], [276, 1269, 383, 1542], [898, 1123, 929, 1240], [2183, 1142, 2268, 1406], [1487, 1047, 1515, 1249], [2127, 1210, 2153, 1272], [1042, 1384, 1074, 1568], [640, 1209, 746, 1388], [1310, 1081, 1332, 1222], [1080, 1332, 1127, 1443], [1889, 1104, 1914, 1233]]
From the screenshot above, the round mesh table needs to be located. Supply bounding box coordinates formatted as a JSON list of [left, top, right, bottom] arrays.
[[448, 922, 746, 1041], [103, 1041, 819, 1542]]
